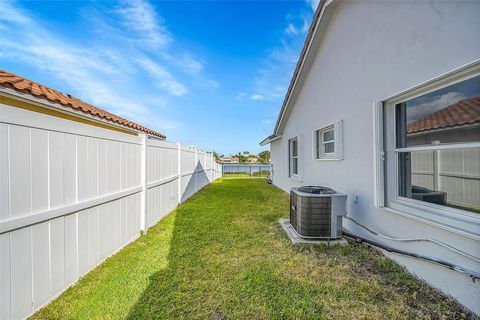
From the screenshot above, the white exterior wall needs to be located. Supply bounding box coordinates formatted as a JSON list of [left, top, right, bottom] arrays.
[[270, 1, 480, 313], [0, 103, 222, 320]]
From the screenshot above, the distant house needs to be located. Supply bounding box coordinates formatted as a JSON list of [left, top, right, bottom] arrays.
[[221, 156, 259, 163], [260, 0, 479, 314], [246, 155, 258, 163], [220, 157, 239, 163]]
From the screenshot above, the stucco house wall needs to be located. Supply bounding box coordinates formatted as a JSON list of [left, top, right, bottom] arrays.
[[269, 1, 480, 313]]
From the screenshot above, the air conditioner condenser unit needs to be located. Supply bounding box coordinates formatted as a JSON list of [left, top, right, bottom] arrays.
[[290, 186, 347, 239]]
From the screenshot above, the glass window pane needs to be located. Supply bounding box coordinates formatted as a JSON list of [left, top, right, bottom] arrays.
[[316, 131, 320, 158], [293, 158, 298, 175], [397, 75, 480, 147], [292, 140, 298, 156], [398, 147, 480, 213], [323, 129, 335, 142], [324, 142, 335, 154]]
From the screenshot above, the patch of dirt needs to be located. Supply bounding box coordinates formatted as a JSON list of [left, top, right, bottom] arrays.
[[344, 242, 478, 320], [211, 309, 226, 320], [276, 226, 478, 319]]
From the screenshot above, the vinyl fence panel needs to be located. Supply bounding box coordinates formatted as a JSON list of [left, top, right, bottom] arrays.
[[145, 139, 180, 228], [181, 147, 197, 202], [0, 102, 221, 320], [411, 148, 480, 210]]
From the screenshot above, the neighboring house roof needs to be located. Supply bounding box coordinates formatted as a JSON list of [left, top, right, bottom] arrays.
[[407, 96, 480, 134], [260, 0, 336, 145], [0, 69, 166, 139]]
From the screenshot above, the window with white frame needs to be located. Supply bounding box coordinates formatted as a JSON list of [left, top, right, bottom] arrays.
[[315, 121, 343, 160], [288, 137, 298, 177], [382, 66, 480, 222]]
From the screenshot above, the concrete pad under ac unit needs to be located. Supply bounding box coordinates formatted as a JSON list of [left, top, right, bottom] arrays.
[[279, 218, 348, 246]]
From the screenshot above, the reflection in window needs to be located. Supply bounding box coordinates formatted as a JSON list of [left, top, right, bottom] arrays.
[[289, 137, 298, 177], [399, 75, 480, 147], [396, 75, 480, 213], [399, 147, 480, 212]]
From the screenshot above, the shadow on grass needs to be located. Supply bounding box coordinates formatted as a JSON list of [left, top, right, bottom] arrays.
[[125, 178, 295, 319]]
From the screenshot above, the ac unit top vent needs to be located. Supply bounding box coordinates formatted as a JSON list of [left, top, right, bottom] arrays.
[[297, 186, 336, 194], [292, 186, 346, 198]]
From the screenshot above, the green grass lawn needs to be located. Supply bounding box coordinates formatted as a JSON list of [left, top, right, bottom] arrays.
[[32, 178, 474, 319]]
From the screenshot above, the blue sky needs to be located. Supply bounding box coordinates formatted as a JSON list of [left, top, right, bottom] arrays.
[[0, 0, 318, 155]]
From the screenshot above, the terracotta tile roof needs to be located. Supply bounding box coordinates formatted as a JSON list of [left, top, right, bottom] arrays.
[[0, 69, 165, 139], [407, 96, 480, 134]]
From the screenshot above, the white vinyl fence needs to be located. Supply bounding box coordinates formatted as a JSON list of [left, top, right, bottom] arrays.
[[222, 163, 271, 177], [0, 103, 221, 320], [411, 148, 480, 210]]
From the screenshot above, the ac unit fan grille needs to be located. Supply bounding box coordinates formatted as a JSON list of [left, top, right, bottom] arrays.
[[290, 191, 332, 237]]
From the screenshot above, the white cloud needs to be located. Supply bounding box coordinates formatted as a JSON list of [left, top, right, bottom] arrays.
[[137, 57, 188, 96], [147, 117, 184, 130], [301, 18, 309, 33], [285, 15, 310, 37], [178, 54, 205, 75], [236, 92, 245, 100], [285, 23, 299, 36], [106, 1, 211, 83], [0, 0, 226, 138], [243, 6, 312, 104], [407, 91, 465, 123], [251, 94, 266, 101], [248, 42, 301, 102], [86, 1, 217, 93], [0, 1, 31, 24], [0, 1, 182, 129], [115, 0, 170, 49], [307, 0, 320, 11]]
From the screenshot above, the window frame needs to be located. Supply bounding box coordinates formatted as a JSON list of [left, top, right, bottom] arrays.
[[375, 59, 480, 240], [314, 121, 343, 160], [288, 136, 299, 178], [322, 125, 335, 155]]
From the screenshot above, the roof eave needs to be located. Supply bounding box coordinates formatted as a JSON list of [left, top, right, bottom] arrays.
[[407, 122, 480, 136], [259, 134, 282, 146]]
